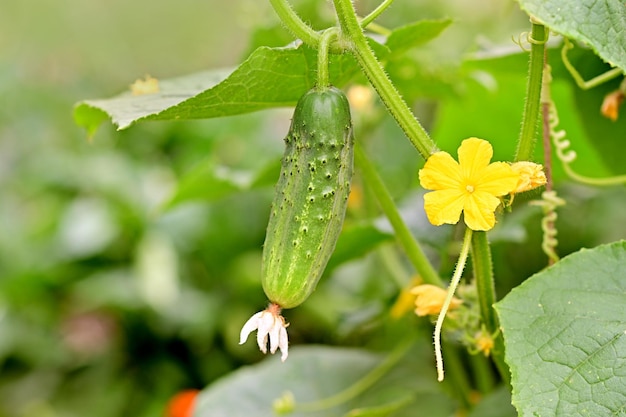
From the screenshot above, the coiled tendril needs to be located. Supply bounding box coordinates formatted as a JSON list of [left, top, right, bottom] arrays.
[[530, 190, 565, 264]]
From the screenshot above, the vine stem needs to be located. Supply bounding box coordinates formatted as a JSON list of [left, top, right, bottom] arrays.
[[269, 0, 320, 47], [355, 143, 442, 287], [333, 0, 436, 160], [515, 22, 547, 162], [434, 227, 472, 382], [471, 231, 509, 384], [360, 0, 396, 28]]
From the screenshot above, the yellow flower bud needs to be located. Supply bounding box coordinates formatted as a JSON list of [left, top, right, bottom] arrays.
[[410, 284, 462, 317], [510, 161, 547, 193]]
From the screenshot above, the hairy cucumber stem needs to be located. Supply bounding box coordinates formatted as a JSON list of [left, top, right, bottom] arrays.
[[360, 0, 396, 28], [269, 0, 320, 47], [355, 144, 442, 287], [515, 22, 547, 162], [317, 28, 339, 89], [333, 0, 436, 160]]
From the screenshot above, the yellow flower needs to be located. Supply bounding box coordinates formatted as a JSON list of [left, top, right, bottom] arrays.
[[411, 284, 462, 317], [419, 138, 519, 231], [510, 161, 546, 193]]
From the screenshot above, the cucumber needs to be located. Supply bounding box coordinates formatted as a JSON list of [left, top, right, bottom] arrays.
[[261, 86, 354, 309]]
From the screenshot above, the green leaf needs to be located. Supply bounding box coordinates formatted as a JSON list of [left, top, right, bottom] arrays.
[[495, 241, 626, 416], [192, 345, 454, 417], [73, 43, 362, 133], [74, 69, 231, 132], [516, 0, 626, 70], [385, 19, 452, 55]]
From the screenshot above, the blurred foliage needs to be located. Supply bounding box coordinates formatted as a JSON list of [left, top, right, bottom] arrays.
[[1, 0, 625, 416]]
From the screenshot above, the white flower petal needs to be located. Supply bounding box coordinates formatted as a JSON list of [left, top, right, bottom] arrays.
[[256, 311, 274, 353], [239, 311, 263, 345], [257, 329, 269, 353], [278, 325, 289, 362], [268, 317, 282, 354]]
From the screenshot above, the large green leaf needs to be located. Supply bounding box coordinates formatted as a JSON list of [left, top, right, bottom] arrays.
[[495, 241, 626, 416], [192, 344, 454, 417], [74, 44, 361, 133], [74, 19, 453, 136], [516, 0, 626, 71]]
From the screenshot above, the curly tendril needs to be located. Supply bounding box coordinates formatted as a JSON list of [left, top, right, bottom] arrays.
[[547, 97, 626, 186], [547, 101, 577, 164], [530, 190, 565, 264]]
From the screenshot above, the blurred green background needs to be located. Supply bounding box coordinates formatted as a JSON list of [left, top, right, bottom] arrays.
[[1, 0, 625, 416]]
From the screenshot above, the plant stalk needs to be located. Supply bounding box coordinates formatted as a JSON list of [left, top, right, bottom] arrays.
[[515, 22, 547, 162], [471, 231, 510, 384], [333, 0, 436, 160], [355, 144, 441, 287], [269, 0, 320, 47]]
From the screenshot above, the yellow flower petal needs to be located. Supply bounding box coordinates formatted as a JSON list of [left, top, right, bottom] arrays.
[[419, 152, 462, 191], [457, 138, 493, 180], [463, 192, 501, 231], [411, 284, 462, 316], [424, 189, 465, 226], [477, 162, 519, 196]]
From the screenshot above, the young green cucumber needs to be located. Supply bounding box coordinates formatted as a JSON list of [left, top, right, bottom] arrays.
[[262, 86, 354, 309]]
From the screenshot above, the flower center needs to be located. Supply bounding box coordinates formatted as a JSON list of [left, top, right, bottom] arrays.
[[465, 184, 475, 193]]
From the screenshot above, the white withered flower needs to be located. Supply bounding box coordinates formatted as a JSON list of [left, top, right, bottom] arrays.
[[239, 303, 289, 362]]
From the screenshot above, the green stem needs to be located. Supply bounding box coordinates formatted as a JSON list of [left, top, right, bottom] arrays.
[[333, 0, 436, 160], [470, 231, 509, 384], [471, 232, 496, 332], [355, 143, 442, 287], [293, 336, 414, 412], [269, 0, 320, 47], [515, 22, 547, 162], [360, 0, 396, 28], [469, 352, 496, 394], [316, 28, 339, 89], [434, 227, 472, 382]]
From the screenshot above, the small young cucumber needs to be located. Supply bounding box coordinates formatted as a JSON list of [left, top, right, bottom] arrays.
[[262, 86, 354, 309]]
